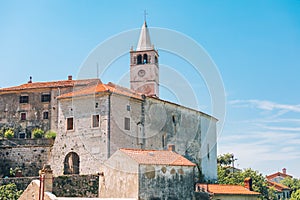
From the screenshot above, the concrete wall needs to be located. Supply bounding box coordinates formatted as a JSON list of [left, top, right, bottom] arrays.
[[0, 140, 52, 177], [99, 150, 139, 198], [50, 94, 109, 176], [138, 164, 195, 200]]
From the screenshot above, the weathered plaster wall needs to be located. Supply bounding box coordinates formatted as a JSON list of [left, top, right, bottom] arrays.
[[143, 97, 217, 181], [99, 150, 138, 198], [50, 94, 109, 176], [138, 165, 195, 200], [109, 94, 143, 156]]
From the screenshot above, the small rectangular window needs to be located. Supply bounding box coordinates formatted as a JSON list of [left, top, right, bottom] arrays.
[[67, 117, 74, 130], [21, 112, 26, 120], [41, 94, 51, 102], [92, 114, 100, 128], [124, 117, 130, 130], [127, 105, 131, 111], [20, 95, 29, 103], [43, 111, 49, 119]]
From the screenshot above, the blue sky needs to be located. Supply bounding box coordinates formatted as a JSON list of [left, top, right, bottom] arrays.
[[1, 0, 300, 177]]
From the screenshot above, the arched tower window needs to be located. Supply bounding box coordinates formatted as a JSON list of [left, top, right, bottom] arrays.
[[143, 54, 148, 64], [155, 56, 158, 64], [137, 54, 142, 64], [64, 152, 80, 175]]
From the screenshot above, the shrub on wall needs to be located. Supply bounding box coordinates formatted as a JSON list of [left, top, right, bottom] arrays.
[[32, 128, 45, 139], [4, 129, 14, 139], [0, 183, 23, 200], [45, 130, 56, 139]]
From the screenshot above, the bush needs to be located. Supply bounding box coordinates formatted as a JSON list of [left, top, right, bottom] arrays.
[[32, 128, 45, 139], [4, 129, 14, 139], [0, 183, 23, 200], [45, 130, 56, 139]]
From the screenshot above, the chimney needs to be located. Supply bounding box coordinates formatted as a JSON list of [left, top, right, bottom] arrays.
[[244, 177, 253, 191], [39, 164, 53, 193], [28, 76, 32, 83], [68, 75, 72, 80], [282, 168, 286, 174], [168, 144, 175, 152]]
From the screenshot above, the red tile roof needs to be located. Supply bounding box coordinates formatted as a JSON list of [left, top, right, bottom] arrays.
[[120, 148, 196, 166], [0, 79, 100, 92], [267, 180, 291, 192], [266, 172, 293, 180], [57, 82, 143, 100], [197, 184, 260, 195]]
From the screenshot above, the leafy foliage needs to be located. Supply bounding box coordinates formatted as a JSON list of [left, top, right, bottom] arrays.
[[291, 189, 300, 200], [217, 153, 235, 166], [32, 128, 45, 138], [4, 129, 14, 139], [0, 183, 23, 200], [281, 177, 300, 192], [45, 130, 56, 139]]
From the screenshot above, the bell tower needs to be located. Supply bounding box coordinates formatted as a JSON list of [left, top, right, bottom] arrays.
[[130, 21, 159, 97]]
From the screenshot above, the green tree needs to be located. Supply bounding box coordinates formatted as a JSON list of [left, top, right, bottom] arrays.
[[281, 177, 300, 192], [4, 129, 14, 139], [291, 189, 300, 200], [0, 183, 23, 200], [32, 128, 45, 138], [217, 153, 235, 166], [45, 130, 56, 139]]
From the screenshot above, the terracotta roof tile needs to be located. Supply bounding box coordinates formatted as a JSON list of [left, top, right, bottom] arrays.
[[57, 82, 143, 100], [120, 148, 196, 166], [197, 184, 260, 195], [0, 79, 100, 92], [266, 172, 293, 180], [267, 180, 291, 192]]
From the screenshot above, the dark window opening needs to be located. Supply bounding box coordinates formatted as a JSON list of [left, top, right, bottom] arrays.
[[155, 56, 158, 64], [162, 134, 167, 148], [137, 54, 142, 64], [143, 54, 148, 64], [20, 95, 29, 103], [92, 115, 100, 128], [43, 111, 49, 119], [207, 144, 210, 159], [64, 152, 79, 175], [67, 117, 74, 130], [41, 94, 51, 102], [21, 113, 26, 120], [127, 105, 131, 111], [124, 117, 130, 130]]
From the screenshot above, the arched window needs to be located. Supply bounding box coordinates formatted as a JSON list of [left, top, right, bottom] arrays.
[[155, 56, 158, 64], [137, 54, 142, 64], [64, 152, 80, 175], [143, 54, 148, 64]]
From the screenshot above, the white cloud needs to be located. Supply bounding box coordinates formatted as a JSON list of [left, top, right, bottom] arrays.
[[229, 99, 300, 113]]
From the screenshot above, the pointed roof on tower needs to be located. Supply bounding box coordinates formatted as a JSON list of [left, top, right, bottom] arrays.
[[136, 21, 153, 51]]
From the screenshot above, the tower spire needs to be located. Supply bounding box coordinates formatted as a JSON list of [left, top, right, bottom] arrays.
[[136, 19, 153, 51]]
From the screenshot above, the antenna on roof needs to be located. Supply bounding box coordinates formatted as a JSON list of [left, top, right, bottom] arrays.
[[96, 63, 99, 78]]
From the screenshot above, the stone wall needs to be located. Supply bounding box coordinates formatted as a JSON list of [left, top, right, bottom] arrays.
[[139, 165, 195, 200], [53, 174, 99, 197], [0, 176, 38, 191], [0, 139, 52, 177]]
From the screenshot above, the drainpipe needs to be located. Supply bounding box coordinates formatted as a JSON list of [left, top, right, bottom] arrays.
[[141, 95, 146, 148], [107, 92, 111, 158]]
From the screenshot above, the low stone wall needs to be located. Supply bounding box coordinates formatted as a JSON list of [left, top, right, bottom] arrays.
[[0, 176, 39, 191], [0, 138, 54, 146], [53, 174, 99, 197]]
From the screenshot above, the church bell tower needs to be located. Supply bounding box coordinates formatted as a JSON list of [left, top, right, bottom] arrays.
[[130, 21, 159, 97]]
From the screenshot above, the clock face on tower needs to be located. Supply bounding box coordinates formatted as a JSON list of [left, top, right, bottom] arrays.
[[138, 69, 146, 77]]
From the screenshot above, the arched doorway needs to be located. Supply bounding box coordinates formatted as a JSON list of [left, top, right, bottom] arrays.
[[64, 152, 79, 175]]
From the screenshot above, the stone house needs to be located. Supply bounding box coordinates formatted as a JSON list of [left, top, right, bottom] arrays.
[[266, 168, 292, 199], [196, 178, 260, 200], [99, 147, 196, 200], [0, 76, 99, 138]]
